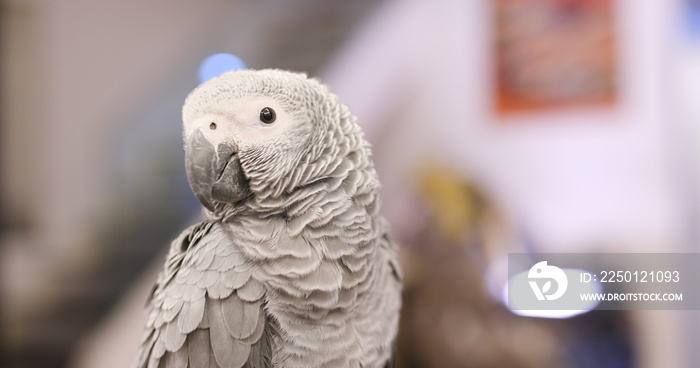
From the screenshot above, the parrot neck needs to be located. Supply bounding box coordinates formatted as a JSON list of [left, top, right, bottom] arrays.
[[233, 108, 378, 217]]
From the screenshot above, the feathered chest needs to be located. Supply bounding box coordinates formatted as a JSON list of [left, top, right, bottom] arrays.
[[138, 211, 396, 368]]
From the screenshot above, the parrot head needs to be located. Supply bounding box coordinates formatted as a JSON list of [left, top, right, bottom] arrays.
[[181, 69, 364, 215]]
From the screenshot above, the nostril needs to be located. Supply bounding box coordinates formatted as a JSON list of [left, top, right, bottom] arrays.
[[209, 122, 217, 130]]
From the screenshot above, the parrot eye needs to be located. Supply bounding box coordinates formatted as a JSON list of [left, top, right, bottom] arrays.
[[209, 122, 217, 130], [259, 107, 276, 124]]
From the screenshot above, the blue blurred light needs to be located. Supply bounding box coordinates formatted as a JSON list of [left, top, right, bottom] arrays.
[[198, 53, 246, 83], [688, 6, 700, 37]]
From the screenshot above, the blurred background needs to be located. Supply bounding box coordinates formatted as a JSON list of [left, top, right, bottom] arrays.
[[1, 0, 700, 367]]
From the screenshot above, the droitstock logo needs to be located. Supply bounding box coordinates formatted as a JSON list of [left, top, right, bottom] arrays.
[[509, 253, 700, 313], [528, 261, 568, 301]]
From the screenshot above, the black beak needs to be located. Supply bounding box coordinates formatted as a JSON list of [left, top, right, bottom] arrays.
[[185, 129, 251, 212]]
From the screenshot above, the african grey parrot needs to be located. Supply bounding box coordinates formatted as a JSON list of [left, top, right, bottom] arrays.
[[135, 69, 402, 368]]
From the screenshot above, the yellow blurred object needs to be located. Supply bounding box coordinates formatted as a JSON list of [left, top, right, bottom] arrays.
[[399, 165, 571, 368], [417, 166, 481, 243]]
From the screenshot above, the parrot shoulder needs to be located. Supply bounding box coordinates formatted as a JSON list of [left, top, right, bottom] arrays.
[[136, 221, 275, 368]]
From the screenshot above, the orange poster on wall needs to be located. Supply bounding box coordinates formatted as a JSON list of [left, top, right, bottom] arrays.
[[494, 0, 617, 114]]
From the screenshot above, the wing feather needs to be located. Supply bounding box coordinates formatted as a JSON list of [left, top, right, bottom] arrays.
[[208, 298, 252, 368], [152, 336, 166, 359], [236, 279, 265, 302], [177, 297, 205, 334], [245, 319, 276, 368], [147, 350, 161, 368], [221, 294, 261, 339], [162, 319, 187, 352], [187, 329, 212, 368], [240, 309, 266, 345], [222, 267, 252, 289], [164, 345, 188, 368], [199, 301, 210, 329], [161, 299, 184, 323]]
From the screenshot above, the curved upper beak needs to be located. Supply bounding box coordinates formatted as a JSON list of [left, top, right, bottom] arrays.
[[185, 129, 251, 212]]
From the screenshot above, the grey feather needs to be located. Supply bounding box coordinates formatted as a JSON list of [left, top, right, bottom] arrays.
[[236, 279, 265, 302], [260, 252, 321, 278], [239, 310, 266, 345], [208, 298, 253, 368], [176, 297, 205, 334], [336, 286, 359, 309], [305, 289, 339, 309], [186, 248, 215, 272], [152, 335, 166, 358], [198, 300, 210, 329], [240, 218, 283, 242], [207, 276, 236, 299], [244, 317, 276, 368], [162, 295, 181, 310], [199, 270, 218, 288], [321, 236, 358, 259], [221, 295, 262, 339], [340, 254, 368, 272], [340, 262, 371, 289], [292, 261, 343, 292], [164, 346, 188, 368], [187, 329, 212, 368], [147, 354, 161, 368], [222, 268, 252, 289], [162, 320, 187, 352], [181, 283, 206, 302]]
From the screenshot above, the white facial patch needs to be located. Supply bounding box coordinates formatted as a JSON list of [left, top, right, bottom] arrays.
[[184, 96, 294, 150]]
